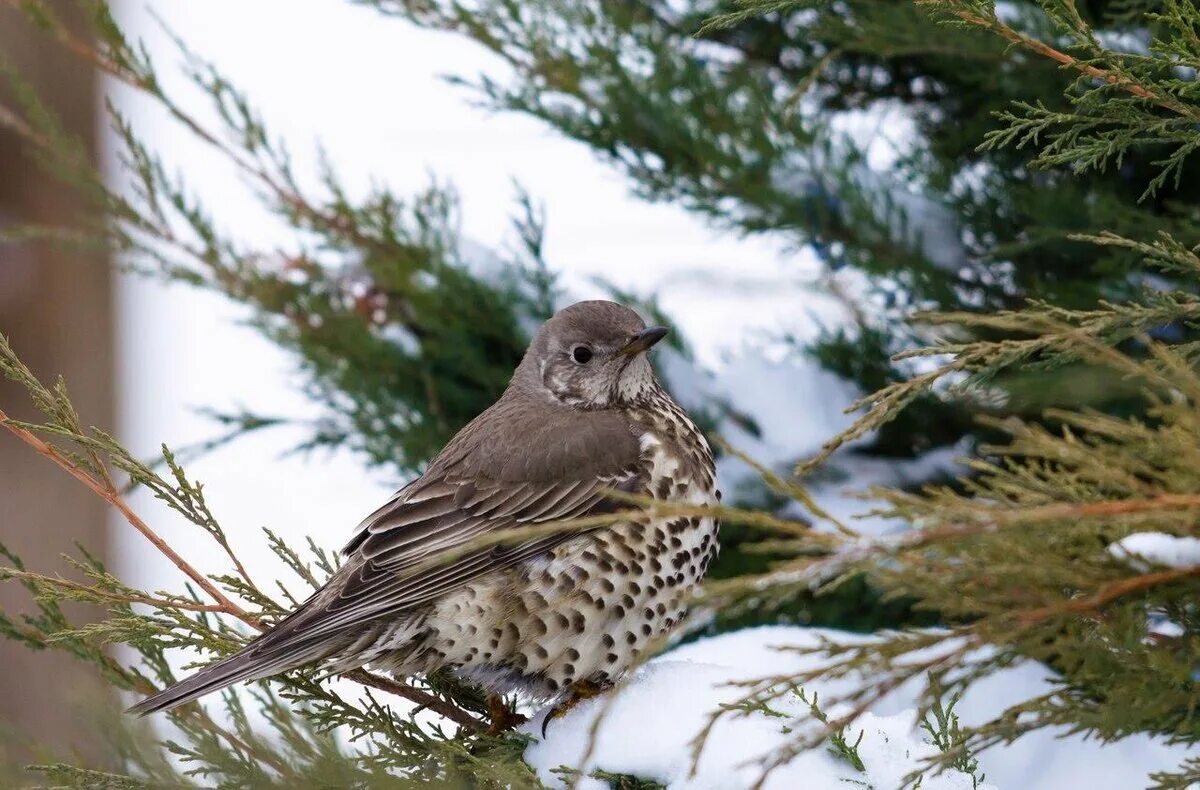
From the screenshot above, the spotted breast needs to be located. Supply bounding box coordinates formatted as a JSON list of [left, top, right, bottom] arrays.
[[385, 391, 720, 699]]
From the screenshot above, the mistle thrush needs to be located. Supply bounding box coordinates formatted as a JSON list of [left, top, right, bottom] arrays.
[[130, 300, 720, 726]]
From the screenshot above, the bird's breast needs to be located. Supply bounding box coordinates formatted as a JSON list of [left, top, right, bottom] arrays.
[[630, 396, 718, 506], [405, 394, 721, 698]]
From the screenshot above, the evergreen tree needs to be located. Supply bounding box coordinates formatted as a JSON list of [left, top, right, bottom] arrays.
[[372, 0, 1200, 633], [377, 0, 1200, 459], [0, 0, 1197, 787]]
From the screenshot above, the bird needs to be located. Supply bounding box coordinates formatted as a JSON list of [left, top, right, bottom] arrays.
[[129, 300, 720, 732]]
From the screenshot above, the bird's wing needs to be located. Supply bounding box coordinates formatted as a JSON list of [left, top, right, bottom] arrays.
[[270, 396, 645, 642], [297, 471, 639, 640], [127, 396, 644, 715]]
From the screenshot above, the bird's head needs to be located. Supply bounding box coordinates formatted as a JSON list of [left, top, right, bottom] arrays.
[[516, 300, 669, 409]]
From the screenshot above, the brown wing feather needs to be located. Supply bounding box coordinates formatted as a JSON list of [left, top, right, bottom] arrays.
[[254, 389, 641, 650], [292, 473, 636, 642]]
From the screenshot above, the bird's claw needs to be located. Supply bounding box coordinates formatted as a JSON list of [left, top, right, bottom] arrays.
[[485, 692, 527, 736], [540, 679, 610, 738], [540, 702, 570, 738]]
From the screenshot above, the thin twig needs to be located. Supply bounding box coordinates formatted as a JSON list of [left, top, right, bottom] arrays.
[[126, 674, 294, 776], [0, 408, 486, 731], [0, 407, 250, 618], [0, 570, 230, 614], [929, 2, 1194, 117], [1015, 565, 1200, 624], [909, 493, 1200, 549], [344, 670, 483, 732]]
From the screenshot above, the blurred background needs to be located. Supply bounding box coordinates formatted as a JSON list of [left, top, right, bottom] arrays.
[[0, 0, 112, 755]]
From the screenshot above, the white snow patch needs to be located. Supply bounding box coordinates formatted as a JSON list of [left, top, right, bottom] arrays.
[[523, 626, 1191, 790], [1110, 532, 1200, 571], [524, 663, 983, 790], [660, 345, 969, 536]]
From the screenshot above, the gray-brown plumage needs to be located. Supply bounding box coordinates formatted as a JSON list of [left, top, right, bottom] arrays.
[[130, 300, 719, 718]]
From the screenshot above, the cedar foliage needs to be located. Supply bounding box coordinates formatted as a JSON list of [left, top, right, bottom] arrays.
[[377, 0, 1200, 460], [0, 0, 1198, 787], [374, 0, 1200, 635]]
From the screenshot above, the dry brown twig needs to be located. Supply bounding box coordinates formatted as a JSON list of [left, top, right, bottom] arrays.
[[924, 1, 1196, 117], [0, 407, 245, 614], [0, 406, 485, 732], [1014, 565, 1200, 625]]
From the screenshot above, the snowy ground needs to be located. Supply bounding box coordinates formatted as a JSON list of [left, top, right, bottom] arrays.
[[523, 627, 1191, 790]]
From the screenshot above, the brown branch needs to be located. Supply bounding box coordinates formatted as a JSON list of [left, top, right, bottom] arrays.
[[909, 493, 1200, 549], [1015, 565, 1200, 625], [927, 2, 1194, 117], [0, 409, 486, 731], [1007, 494, 1200, 521], [0, 407, 252, 619], [705, 492, 1200, 623], [344, 670, 483, 732]]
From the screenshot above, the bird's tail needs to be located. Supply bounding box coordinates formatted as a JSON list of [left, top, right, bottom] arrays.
[[127, 620, 337, 716]]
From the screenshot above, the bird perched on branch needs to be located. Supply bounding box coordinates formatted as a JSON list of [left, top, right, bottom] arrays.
[[130, 300, 720, 732]]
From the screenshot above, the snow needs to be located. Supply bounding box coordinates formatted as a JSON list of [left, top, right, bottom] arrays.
[[107, 0, 806, 603], [105, 0, 975, 607], [1110, 532, 1200, 571], [659, 344, 969, 537], [524, 627, 1191, 790], [771, 101, 966, 276], [524, 647, 987, 789]]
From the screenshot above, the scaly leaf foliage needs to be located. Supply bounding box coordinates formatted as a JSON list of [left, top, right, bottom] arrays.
[[1, 1, 1199, 788]]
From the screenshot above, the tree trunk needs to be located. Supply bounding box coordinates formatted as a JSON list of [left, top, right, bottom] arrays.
[[0, 2, 113, 763]]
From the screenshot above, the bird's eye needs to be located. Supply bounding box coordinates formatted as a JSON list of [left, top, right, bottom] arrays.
[[571, 345, 593, 364]]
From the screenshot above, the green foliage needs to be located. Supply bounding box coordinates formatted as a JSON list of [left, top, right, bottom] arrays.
[[0, 333, 542, 786], [691, 221, 1200, 785], [2, 0, 1200, 788], [715, 683, 870, 777], [2, 0, 559, 475], [378, 0, 1200, 461], [794, 687, 867, 774], [699, 250, 1200, 787], [690, 4, 1199, 787], [918, 677, 984, 789]]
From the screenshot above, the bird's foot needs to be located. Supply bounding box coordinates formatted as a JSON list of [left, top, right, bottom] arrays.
[[540, 679, 612, 738], [485, 692, 527, 736]]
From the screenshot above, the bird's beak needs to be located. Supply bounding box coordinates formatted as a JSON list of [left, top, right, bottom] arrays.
[[619, 326, 669, 356]]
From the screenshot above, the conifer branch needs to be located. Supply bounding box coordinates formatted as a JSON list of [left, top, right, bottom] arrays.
[[0, 404, 487, 732], [3, 0, 1200, 785], [1015, 565, 1200, 624], [0, 570, 229, 614], [922, 1, 1192, 116], [342, 670, 483, 731], [0, 406, 247, 617]]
